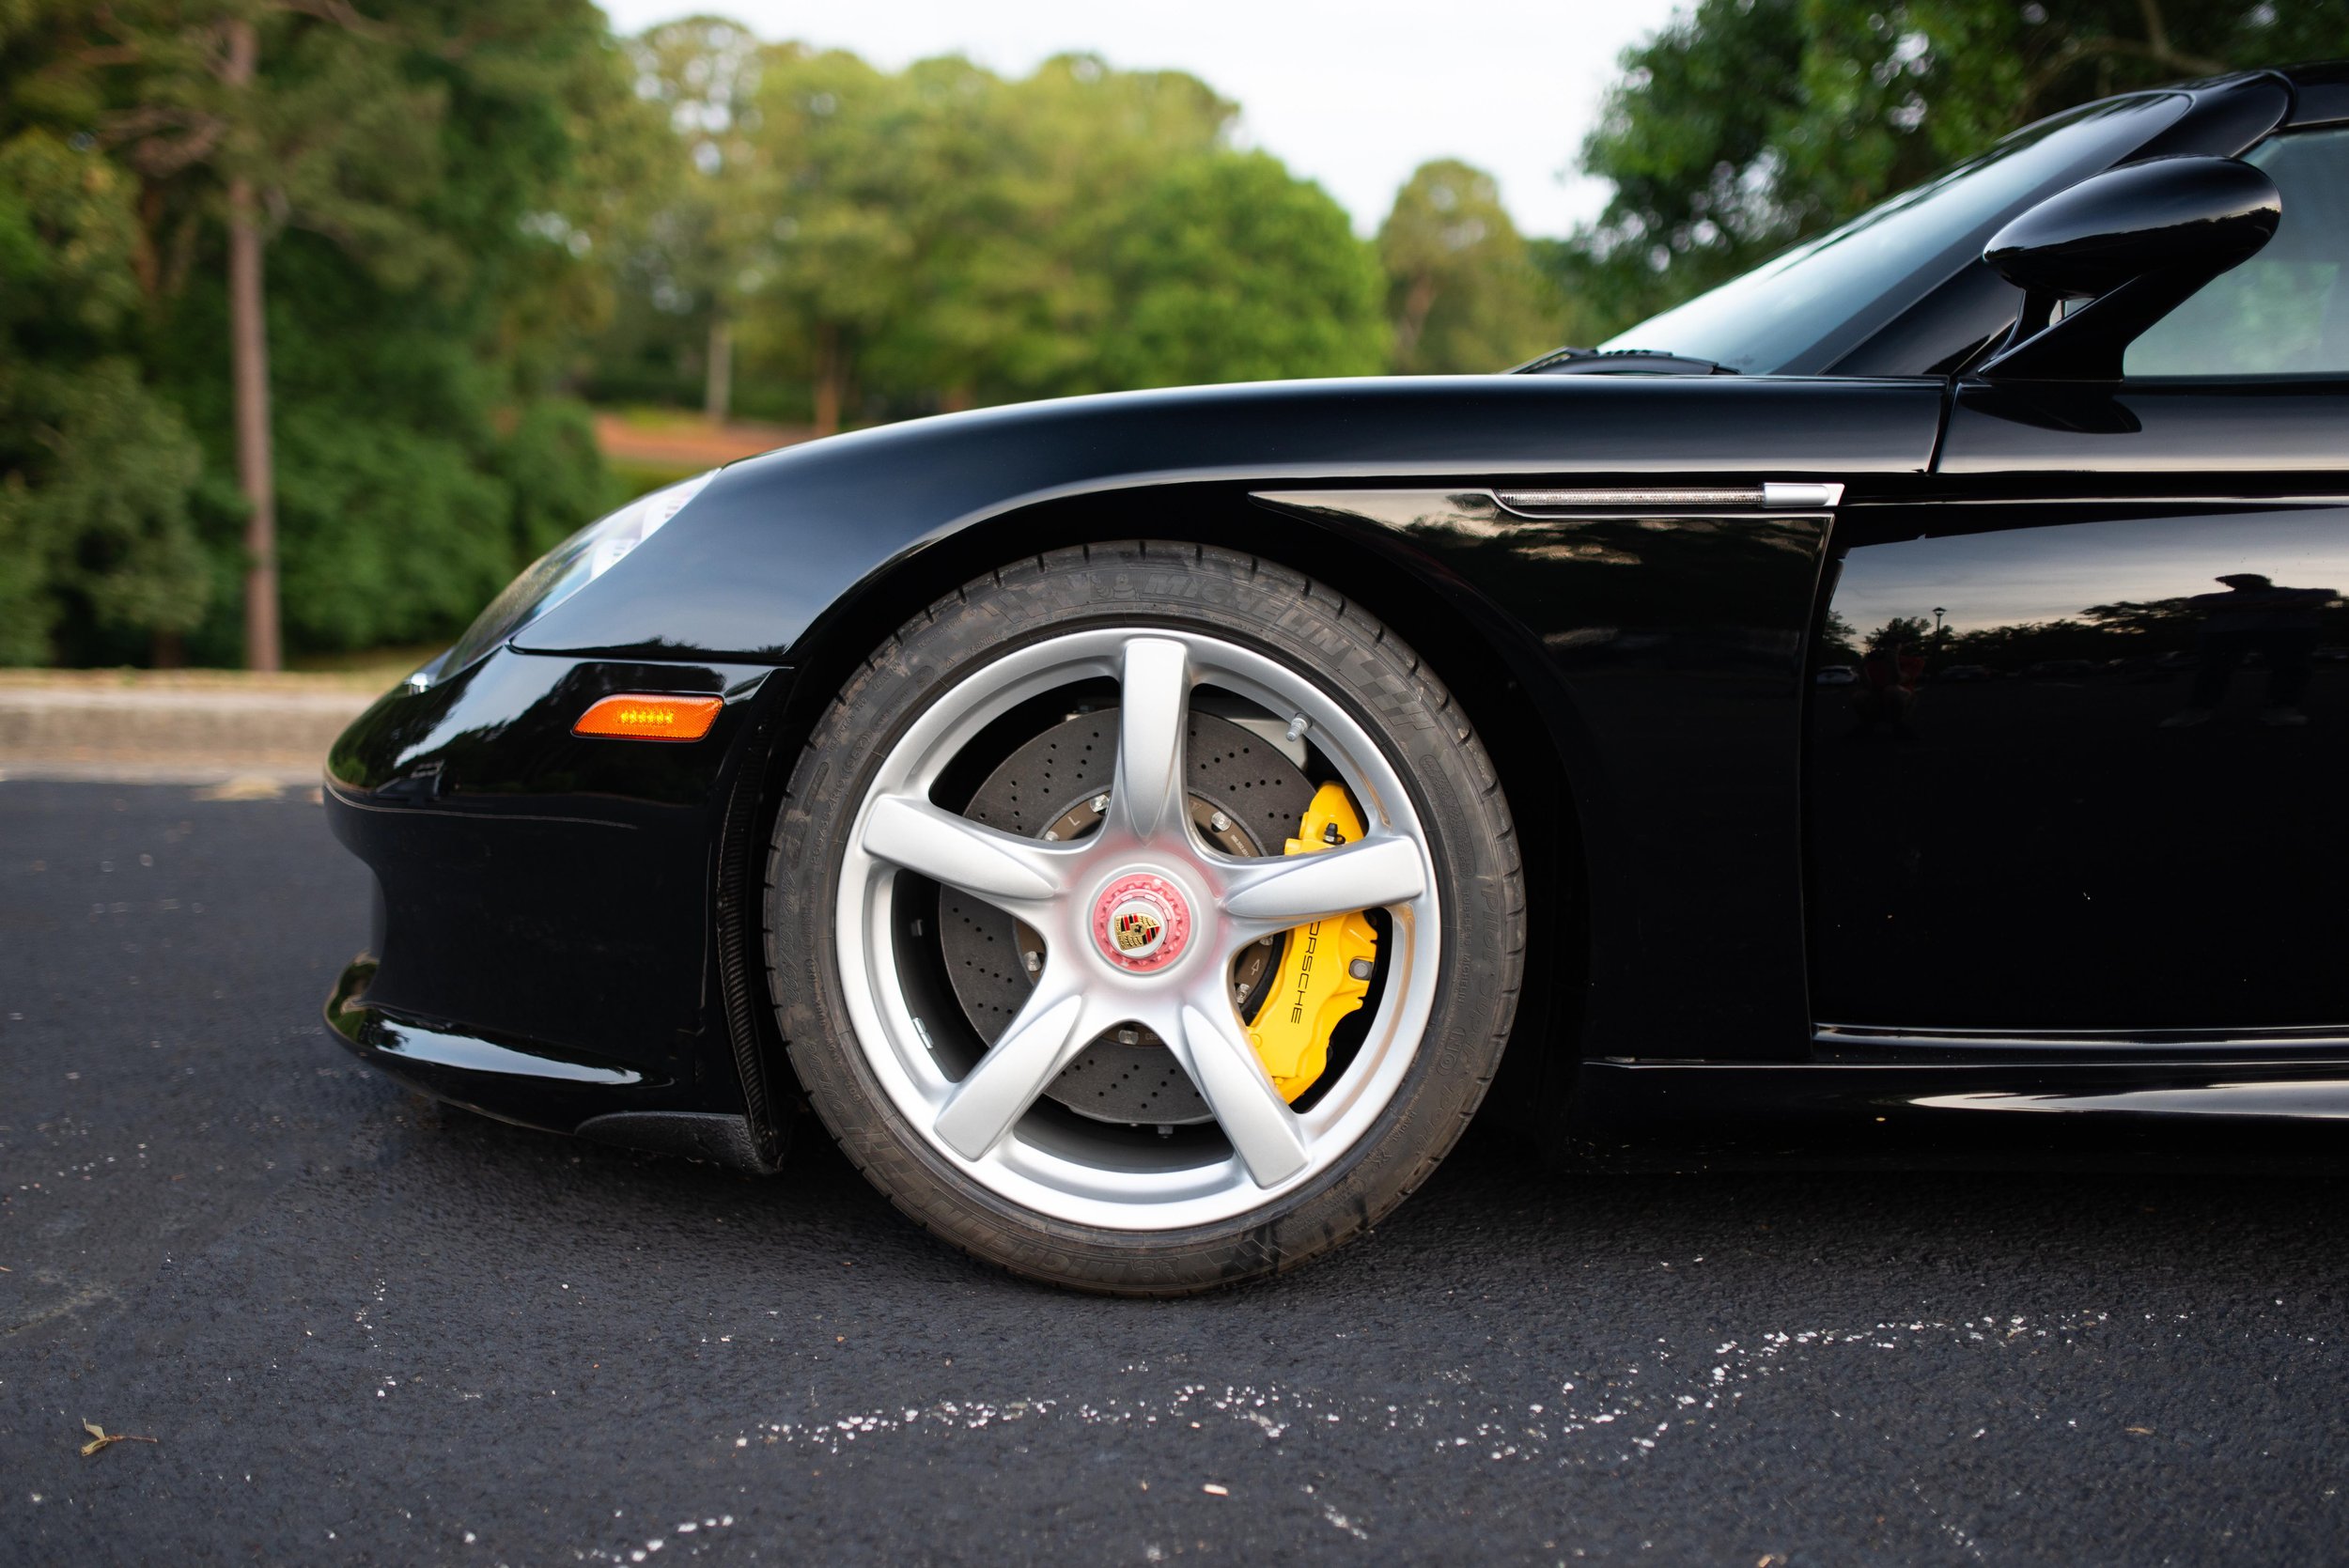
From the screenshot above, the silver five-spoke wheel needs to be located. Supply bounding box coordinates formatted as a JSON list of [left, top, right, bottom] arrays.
[[768, 544, 1522, 1293], [836, 629, 1441, 1229]]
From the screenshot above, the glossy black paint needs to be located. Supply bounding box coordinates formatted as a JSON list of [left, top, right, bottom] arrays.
[[515, 376, 1941, 664], [1980, 155, 2281, 380], [2285, 59, 2349, 128], [1940, 381, 2349, 476], [1984, 155, 2281, 299], [1810, 496, 2349, 1028], [1570, 1058, 2349, 1168], [323, 648, 790, 1162], [322, 62, 2349, 1172], [1251, 488, 1834, 1063]]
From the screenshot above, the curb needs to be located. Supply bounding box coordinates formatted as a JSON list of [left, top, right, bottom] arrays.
[[0, 675, 376, 785]]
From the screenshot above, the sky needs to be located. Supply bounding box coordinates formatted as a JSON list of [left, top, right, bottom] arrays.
[[598, 0, 1689, 239]]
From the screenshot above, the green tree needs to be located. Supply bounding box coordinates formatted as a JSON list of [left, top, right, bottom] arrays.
[[626, 16, 766, 421], [1378, 159, 1556, 373], [735, 43, 903, 432], [1097, 149, 1390, 389], [1559, 0, 2349, 339], [2, 0, 627, 665], [0, 126, 205, 664], [72, 1, 461, 668], [925, 54, 1237, 403], [719, 49, 1374, 421]]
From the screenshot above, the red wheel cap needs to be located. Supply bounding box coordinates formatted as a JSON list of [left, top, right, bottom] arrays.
[[1092, 873, 1190, 972]]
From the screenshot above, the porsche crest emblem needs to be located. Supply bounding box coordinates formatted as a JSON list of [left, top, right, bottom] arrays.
[[1114, 910, 1162, 952]]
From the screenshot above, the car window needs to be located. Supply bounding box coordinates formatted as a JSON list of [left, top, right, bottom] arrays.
[[1594, 94, 2189, 375], [2126, 127, 2349, 379]]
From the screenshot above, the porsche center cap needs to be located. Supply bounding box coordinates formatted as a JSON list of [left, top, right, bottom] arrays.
[[1092, 873, 1190, 972]]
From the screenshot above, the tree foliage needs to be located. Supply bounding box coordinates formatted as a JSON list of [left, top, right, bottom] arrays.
[[0, 0, 629, 663], [1379, 159, 1554, 373], [1097, 150, 1388, 388], [1557, 0, 2349, 337], [595, 45, 1391, 426], [0, 113, 201, 662]]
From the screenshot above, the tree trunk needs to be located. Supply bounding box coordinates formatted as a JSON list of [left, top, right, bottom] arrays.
[[1392, 273, 1439, 369], [704, 312, 733, 424], [812, 321, 842, 437], [223, 19, 280, 672]]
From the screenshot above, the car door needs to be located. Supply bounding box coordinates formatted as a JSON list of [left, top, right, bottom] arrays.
[[1807, 119, 2349, 1036]]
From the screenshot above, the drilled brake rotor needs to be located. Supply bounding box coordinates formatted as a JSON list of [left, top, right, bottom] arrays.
[[938, 709, 1316, 1125]]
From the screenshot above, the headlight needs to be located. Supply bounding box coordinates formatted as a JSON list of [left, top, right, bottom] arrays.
[[430, 471, 717, 683]]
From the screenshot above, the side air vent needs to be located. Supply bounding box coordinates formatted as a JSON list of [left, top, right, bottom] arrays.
[[1493, 482, 1843, 515]]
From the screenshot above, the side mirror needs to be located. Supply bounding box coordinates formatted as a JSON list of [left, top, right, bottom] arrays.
[[1975, 155, 2279, 380]]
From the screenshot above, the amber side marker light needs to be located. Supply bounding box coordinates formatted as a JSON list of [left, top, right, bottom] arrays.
[[573, 693, 723, 741]]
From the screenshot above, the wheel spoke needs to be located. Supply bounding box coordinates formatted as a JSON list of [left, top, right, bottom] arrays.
[[934, 988, 1092, 1161], [1105, 637, 1190, 843], [861, 794, 1068, 909], [1174, 1001, 1309, 1188], [1219, 833, 1425, 927]]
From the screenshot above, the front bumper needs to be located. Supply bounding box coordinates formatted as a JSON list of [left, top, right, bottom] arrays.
[[320, 644, 791, 1170], [326, 955, 773, 1169]]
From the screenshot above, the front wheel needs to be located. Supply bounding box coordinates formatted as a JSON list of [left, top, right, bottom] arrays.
[[766, 543, 1524, 1294]]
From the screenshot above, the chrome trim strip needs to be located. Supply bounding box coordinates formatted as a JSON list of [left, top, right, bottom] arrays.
[[1495, 486, 1757, 510], [1493, 482, 1843, 515], [1762, 481, 1844, 509]]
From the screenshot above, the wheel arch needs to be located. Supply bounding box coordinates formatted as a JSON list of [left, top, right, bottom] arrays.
[[726, 481, 1592, 1148]]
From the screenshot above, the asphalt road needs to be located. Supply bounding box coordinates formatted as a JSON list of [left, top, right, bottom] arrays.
[[3, 780, 2345, 1566]]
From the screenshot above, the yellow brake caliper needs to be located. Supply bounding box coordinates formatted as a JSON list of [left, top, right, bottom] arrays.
[[1246, 782, 1379, 1101]]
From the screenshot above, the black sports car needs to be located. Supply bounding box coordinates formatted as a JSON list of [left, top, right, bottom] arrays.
[[327, 63, 2349, 1293]]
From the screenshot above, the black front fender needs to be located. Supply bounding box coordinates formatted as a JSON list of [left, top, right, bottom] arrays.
[[515, 374, 1941, 665]]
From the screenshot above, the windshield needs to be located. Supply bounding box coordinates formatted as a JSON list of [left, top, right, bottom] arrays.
[[1598, 92, 2191, 375]]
